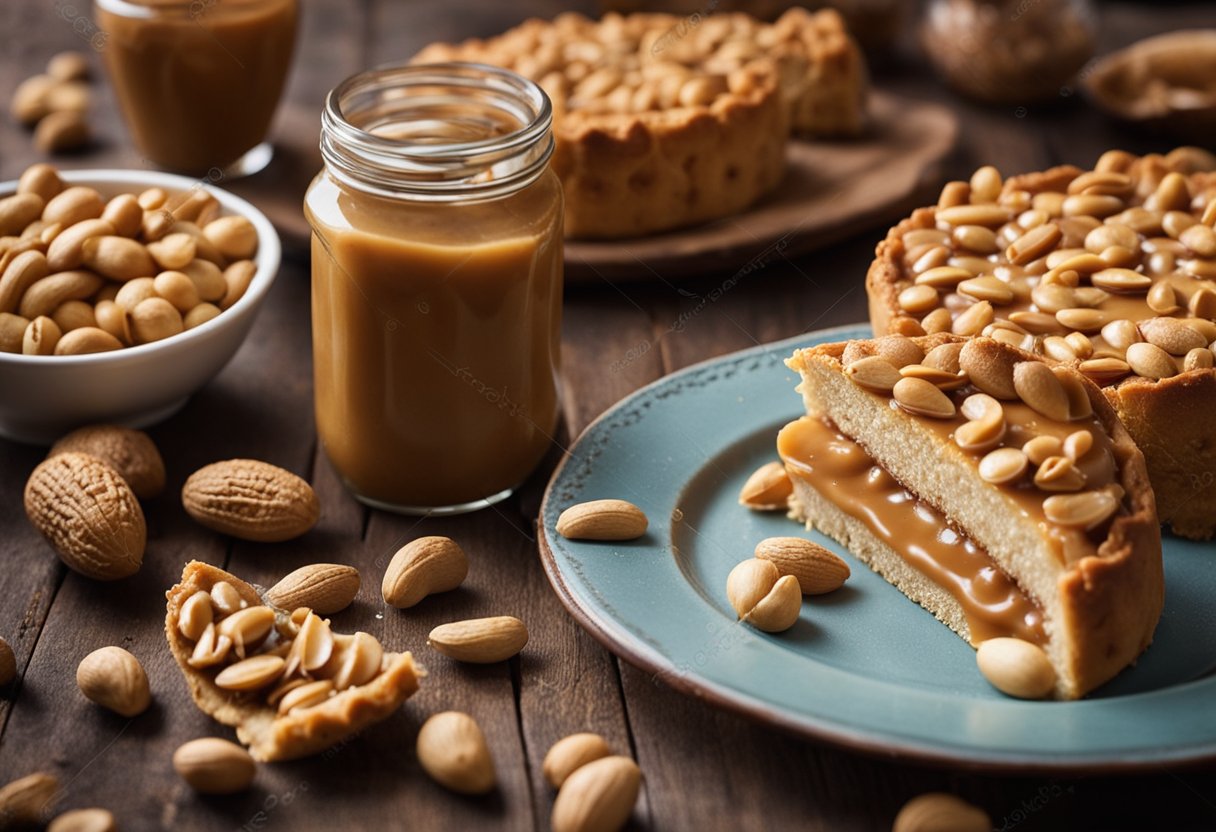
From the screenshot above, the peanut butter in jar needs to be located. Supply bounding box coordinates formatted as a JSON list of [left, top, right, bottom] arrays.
[[305, 63, 563, 514], [95, 0, 298, 175]]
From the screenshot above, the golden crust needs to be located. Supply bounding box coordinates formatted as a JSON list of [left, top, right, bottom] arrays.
[[165, 561, 422, 762], [864, 151, 1216, 538], [413, 9, 867, 238], [786, 335, 1163, 698]]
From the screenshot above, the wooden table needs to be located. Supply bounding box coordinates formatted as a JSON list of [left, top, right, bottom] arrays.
[[2, 1, 1215, 829]]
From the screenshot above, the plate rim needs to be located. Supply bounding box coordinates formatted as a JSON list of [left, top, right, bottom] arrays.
[[538, 323, 1216, 773]]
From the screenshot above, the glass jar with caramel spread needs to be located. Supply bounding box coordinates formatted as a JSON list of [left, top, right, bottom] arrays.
[[94, 0, 298, 175], [305, 63, 563, 515]]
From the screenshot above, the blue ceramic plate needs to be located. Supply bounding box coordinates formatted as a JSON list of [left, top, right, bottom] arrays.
[[538, 323, 1216, 771]]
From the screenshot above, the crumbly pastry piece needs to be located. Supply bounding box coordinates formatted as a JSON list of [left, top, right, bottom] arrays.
[[165, 561, 421, 762], [865, 147, 1216, 539], [414, 9, 866, 238], [781, 335, 1163, 699]]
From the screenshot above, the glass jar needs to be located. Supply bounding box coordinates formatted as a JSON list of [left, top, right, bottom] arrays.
[[94, 0, 298, 176], [305, 63, 564, 515], [921, 0, 1096, 104]]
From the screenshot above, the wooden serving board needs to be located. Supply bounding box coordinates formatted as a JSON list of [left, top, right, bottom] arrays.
[[564, 90, 958, 281]]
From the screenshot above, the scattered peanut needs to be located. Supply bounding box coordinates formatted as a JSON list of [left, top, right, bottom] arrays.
[[976, 637, 1057, 699], [416, 711, 496, 795], [738, 460, 793, 511], [49, 424, 166, 499], [76, 646, 151, 717], [556, 499, 648, 541], [48, 808, 117, 832], [182, 459, 319, 542], [754, 537, 850, 595], [0, 772, 60, 827], [725, 559, 802, 633], [173, 737, 256, 794], [544, 733, 613, 789], [381, 536, 468, 608], [265, 563, 361, 614], [24, 452, 145, 579], [551, 756, 641, 832], [428, 616, 528, 663], [893, 793, 990, 832]]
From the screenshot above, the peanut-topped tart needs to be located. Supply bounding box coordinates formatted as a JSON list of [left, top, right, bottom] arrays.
[[866, 148, 1216, 539], [413, 9, 866, 238], [780, 335, 1163, 699], [166, 561, 421, 761]]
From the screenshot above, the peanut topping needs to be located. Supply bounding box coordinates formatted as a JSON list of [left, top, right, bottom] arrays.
[[842, 336, 1126, 549], [894, 154, 1216, 382]]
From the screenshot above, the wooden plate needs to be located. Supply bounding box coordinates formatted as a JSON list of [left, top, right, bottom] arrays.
[[564, 90, 958, 282]]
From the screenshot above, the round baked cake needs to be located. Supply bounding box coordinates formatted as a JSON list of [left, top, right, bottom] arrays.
[[865, 148, 1216, 540], [413, 9, 867, 239]]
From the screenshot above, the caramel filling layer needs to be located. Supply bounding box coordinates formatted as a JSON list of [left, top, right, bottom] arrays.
[[778, 416, 1046, 646]]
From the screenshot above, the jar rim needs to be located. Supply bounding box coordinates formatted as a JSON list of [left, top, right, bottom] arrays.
[[320, 61, 554, 202]]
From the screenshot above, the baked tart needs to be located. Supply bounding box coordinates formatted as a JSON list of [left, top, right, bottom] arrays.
[[413, 9, 866, 238], [165, 561, 421, 761], [866, 148, 1216, 539], [780, 335, 1163, 699]]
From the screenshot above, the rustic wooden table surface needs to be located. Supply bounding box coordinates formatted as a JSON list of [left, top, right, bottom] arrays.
[[3, 1, 1215, 830]]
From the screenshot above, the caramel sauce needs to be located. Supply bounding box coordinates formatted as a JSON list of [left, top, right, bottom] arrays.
[[778, 416, 1046, 646]]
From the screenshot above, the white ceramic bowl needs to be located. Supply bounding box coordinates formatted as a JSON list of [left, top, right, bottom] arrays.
[[0, 169, 281, 444]]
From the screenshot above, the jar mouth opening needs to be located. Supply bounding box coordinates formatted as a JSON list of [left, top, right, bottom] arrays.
[[321, 62, 554, 202]]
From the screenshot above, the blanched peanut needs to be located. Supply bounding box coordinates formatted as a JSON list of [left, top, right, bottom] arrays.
[[94, 300, 129, 344], [147, 233, 196, 270], [115, 277, 157, 310], [203, 214, 257, 260], [16, 163, 64, 203], [0, 312, 29, 352], [95, 282, 120, 303], [19, 270, 103, 319], [42, 186, 104, 227], [137, 188, 168, 211], [128, 297, 183, 344], [183, 259, 226, 302], [50, 299, 96, 332], [173, 222, 225, 265], [184, 303, 221, 330], [81, 236, 155, 281], [154, 270, 200, 313], [46, 218, 115, 271], [101, 194, 144, 237], [54, 326, 122, 355], [0, 193, 45, 236], [22, 316, 61, 355], [220, 260, 256, 309]]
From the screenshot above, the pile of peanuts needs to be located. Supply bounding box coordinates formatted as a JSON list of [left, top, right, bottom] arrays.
[[9, 51, 94, 154], [0, 163, 258, 356]]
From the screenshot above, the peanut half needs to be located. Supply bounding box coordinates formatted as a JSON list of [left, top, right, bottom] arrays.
[[738, 461, 793, 511], [48, 808, 117, 832], [0, 772, 60, 827]]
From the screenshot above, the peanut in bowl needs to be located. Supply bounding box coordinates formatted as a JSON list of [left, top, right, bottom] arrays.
[[0, 168, 281, 444]]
